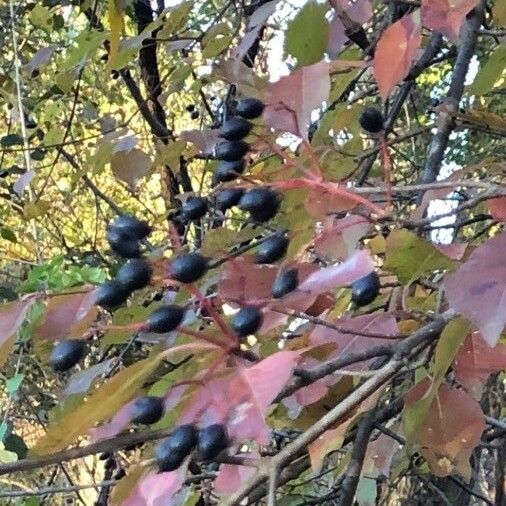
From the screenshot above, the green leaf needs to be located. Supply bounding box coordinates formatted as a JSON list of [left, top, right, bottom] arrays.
[[284, 1, 329, 66], [107, 0, 125, 71], [384, 229, 454, 284], [61, 30, 106, 71], [0, 444, 18, 464], [32, 354, 165, 454], [160, 1, 193, 36], [29, 4, 52, 31], [202, 32, 233, 59], [6, 373, 24, 394], [468, 44, 506, 95]]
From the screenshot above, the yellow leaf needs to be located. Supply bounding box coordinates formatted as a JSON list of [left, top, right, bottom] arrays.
[[32, 355, 164, 454], [107, 0, 125, 71]]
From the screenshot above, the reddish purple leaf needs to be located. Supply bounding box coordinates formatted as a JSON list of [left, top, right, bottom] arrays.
[[304, 187, 362, 218], [373, 11, 422, 99], [264, 62, 330, 139], [0, 297, 35, 349], [422, 0, 477, 41], [314, 215, 370, 261], [298, 249, 375, 293], [434, 242, 467, 261], [214, 453, 259, 495], [453, 332, 506, 398], [180, 351, 299, 444], [123, 468, 186, 506], [327, 0, 372, 57], [488, 196, 506, 221], [404, 381, 485, 479], [35, 289, 97, 341], [444, 231, 506, 346], [362, 430, 401, 478]]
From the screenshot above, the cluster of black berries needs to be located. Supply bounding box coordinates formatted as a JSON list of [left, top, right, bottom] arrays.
[[154, 423, 228, 472], [359, 106, 384, 134], [49, 218, 213, 373], [211, 97, 281, 223]]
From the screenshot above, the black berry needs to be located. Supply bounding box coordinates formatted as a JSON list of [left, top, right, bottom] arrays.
[[94, 280, 130, 310], [186, 104, 195, 112], [215, 140, 249, 162], [197, 424, 229, 460], [191, 110, 200, 120], [170, 252, 208, 283], [256, 233, 289, 264], [220, 117, 252, 141], [231, 306, 263, 337], [49, 340, 86, 371], [215, 188, 244, 212], [272, 268, 298, 298], [106, 227, 141, 258], [212, 160, 245, 186], [146, 305, 185, 333], [351, 271, 380, 306], [110, 214, 151, 240], [116, 259, 152, 291], [130, 396, 165, 425], [239, 187, 280, 222], [359, 107, 384, 134], [155, 424, 198, 472], [181, 197, 208, 221], [236, 98, 265, 119]]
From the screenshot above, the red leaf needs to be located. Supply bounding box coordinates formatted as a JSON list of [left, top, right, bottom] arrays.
[[218, 257, 278, 303], [304, 187, 361, 217], [264, 62, 330, 139], [328, 0, 372, 56], [422, 0, 477, 41], [453, 332, 506, 398], [123, 468, 186, 506], [35, 289, 97, 341], [214, 453, 259, 495], [298, 249, 375, 293], [404, 381, 485, 479], [0, 298, 35, 348], [314, 215, 370, 261], [434, 242, 467, 260], [0, 298, 35, 366], [444, 231, 506, 346], [363, 431, 401, 478], [488, 196, 506, 221], [180, 351, 299, 444], [373, 11, 422, 100]]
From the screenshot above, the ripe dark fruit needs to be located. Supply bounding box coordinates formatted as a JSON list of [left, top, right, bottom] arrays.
[[181, 197, 208, 221], [359, 107, 384, 134], [236, 98, 265, 119], [351, 271, 381, 306], [155, 424, 198, 472], [215, 188, 244, 212], [170, 252, 208, 283], [256, 233, 289, 264], [212, 160, 245, 186], [155, 444, 186, 472], [116, 259, 152, 291], [49, 340, 86, 372], [198, 424, 229, 460], [130, 396, 165, 425], [239, 187, 280, 222], [272, 268, 299, 298], [110, 214, 151, 240], [106, 228, 141, 258], [146, 305, 185, 333], [186, 104, 195, 112], [191, 110, 200, 120], [232, 306, 263, 337], [215, 140, 249, 162], [220, 117, 252, 141], [94, 280, 130, 310]]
